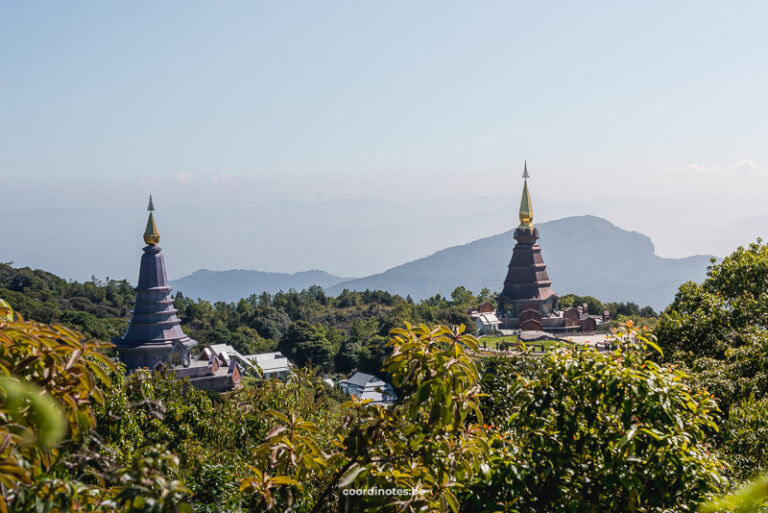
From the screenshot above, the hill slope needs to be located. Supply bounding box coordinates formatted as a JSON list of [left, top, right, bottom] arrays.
[[170, 269, 352, 302], [326, 216, 714, 310]]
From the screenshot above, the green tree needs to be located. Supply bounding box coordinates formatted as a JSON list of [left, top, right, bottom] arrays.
[[657, 240, 768, 361], [720, 395, 768, 481], [477, 287, 495, 305], [469, 323, 728, 512], [279, 321, 336, 371], [559, 293, 606, 315], [336, 319, 391, 374], [654, 240, 768, 426], [242, 323, 491, 512], [450, 286, 475, 306]]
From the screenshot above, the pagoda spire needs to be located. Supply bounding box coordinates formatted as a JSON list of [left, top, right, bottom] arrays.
[[518, 162, 533, 229], [143, 195, 160, 245], [114, 195, 197, 371], [497, 160, 556, 320]]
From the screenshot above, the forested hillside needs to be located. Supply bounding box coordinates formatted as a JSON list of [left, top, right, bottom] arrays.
[[0, 262, 653, 377], [4, 239, 768, 511], [0, 263, 478, 376]]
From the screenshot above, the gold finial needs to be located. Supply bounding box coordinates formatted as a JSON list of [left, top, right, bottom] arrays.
[[519, 162, 533, 229], [143, 195, 160, 245]]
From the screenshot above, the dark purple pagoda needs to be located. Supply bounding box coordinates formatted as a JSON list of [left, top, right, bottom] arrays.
[[113, 196, 197, 371], [497, 163, 560, 330]]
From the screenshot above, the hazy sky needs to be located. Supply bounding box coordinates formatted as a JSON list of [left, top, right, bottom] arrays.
[[2, 1, 768, 280]]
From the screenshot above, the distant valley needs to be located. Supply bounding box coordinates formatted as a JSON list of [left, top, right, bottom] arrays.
[[171, 215, 715, 310]]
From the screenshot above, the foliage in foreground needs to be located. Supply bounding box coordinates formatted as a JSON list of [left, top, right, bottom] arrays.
[[0, 300, 193, 513], [2, 292, 758, 512], [655, 239, 768, 487], [241, 322, 489, 512], [469, 324, 728, 513]]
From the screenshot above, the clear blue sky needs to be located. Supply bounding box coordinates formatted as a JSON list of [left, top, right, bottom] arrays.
[[2, 1, 768, 278]]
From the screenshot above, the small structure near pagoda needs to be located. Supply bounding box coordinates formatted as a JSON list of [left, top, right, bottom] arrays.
[[113, 196, 240, 391], [495, 163, 603, 334], [340, 372, 397, 406]]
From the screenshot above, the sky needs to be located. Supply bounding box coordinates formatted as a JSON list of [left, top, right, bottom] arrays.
[[2, 1, 768, 281]]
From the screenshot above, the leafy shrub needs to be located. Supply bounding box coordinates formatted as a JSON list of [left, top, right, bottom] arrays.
[[469, 325, 729, 513], [721, 395, 768, 481], [242, 323, 491, 512]]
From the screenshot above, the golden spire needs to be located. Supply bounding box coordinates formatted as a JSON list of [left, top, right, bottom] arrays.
[[519, 161, 533, 229], [143, 195, 160, 245]]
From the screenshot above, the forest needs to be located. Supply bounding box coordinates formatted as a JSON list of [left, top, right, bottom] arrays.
[[2, 240, 768, 512], [0, 262, 653, 378]]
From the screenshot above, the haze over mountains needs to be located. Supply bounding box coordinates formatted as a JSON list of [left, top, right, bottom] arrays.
[[172, 215, 714, 310], [170, 269, 352, 303], [4, 192, 763, 291]]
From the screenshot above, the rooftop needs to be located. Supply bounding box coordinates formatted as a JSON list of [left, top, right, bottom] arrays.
[[341, 371, 385, 388], [475, 312, 501, 325]]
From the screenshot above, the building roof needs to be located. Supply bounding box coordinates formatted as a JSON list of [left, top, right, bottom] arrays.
[[172, 361, 213, 379], [341, 372, 384, 388], [255, 357, 291, 374], [475, 312, 501, 326], [340, 372, 396, 405], [209, 344, 239, 357], [243, 352, 292, 375], [359, 391, 386, 402], [248, 352, 285, 362]]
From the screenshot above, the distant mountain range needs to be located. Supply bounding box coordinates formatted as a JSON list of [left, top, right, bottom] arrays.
[[170, 269, 352, 303], [171, 216, 715, 310]]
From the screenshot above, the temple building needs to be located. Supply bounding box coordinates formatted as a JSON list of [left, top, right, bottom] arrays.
[[113, 197, 241, 391], [496, 163, 602, 334]]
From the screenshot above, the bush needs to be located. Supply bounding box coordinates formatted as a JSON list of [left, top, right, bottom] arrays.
[[469, 325, 729, 512], [721, 395, 768, 481]]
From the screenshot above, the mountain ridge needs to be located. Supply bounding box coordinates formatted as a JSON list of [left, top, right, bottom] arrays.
[[172, 216, 715, 309], [170, 269, 353, 302]]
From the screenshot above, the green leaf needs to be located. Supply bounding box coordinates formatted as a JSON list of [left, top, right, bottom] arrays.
[[428, 399, 442, 426], [267, 409, 290, 424], [338, 464, 366, 489], [271, 475, 301, 487], [444, 489, 460, 513], [617, 424, 639, 451], [643, 338, 664, 357], [640, 428, 664, 441], [415, 382, 431, 406]]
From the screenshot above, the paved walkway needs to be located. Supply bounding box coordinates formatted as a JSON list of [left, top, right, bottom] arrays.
[[473, 333, 614, 357], [559, 334, 609, 346]]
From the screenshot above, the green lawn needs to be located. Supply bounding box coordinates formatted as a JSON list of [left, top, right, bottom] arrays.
[[477, 335, 518, 349]]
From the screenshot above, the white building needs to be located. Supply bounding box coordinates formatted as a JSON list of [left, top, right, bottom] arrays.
[[201, 345, 292, 380], [245, 352, 292, 380], [472, 312, 502, 335], [340, 372, 397, 406]]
